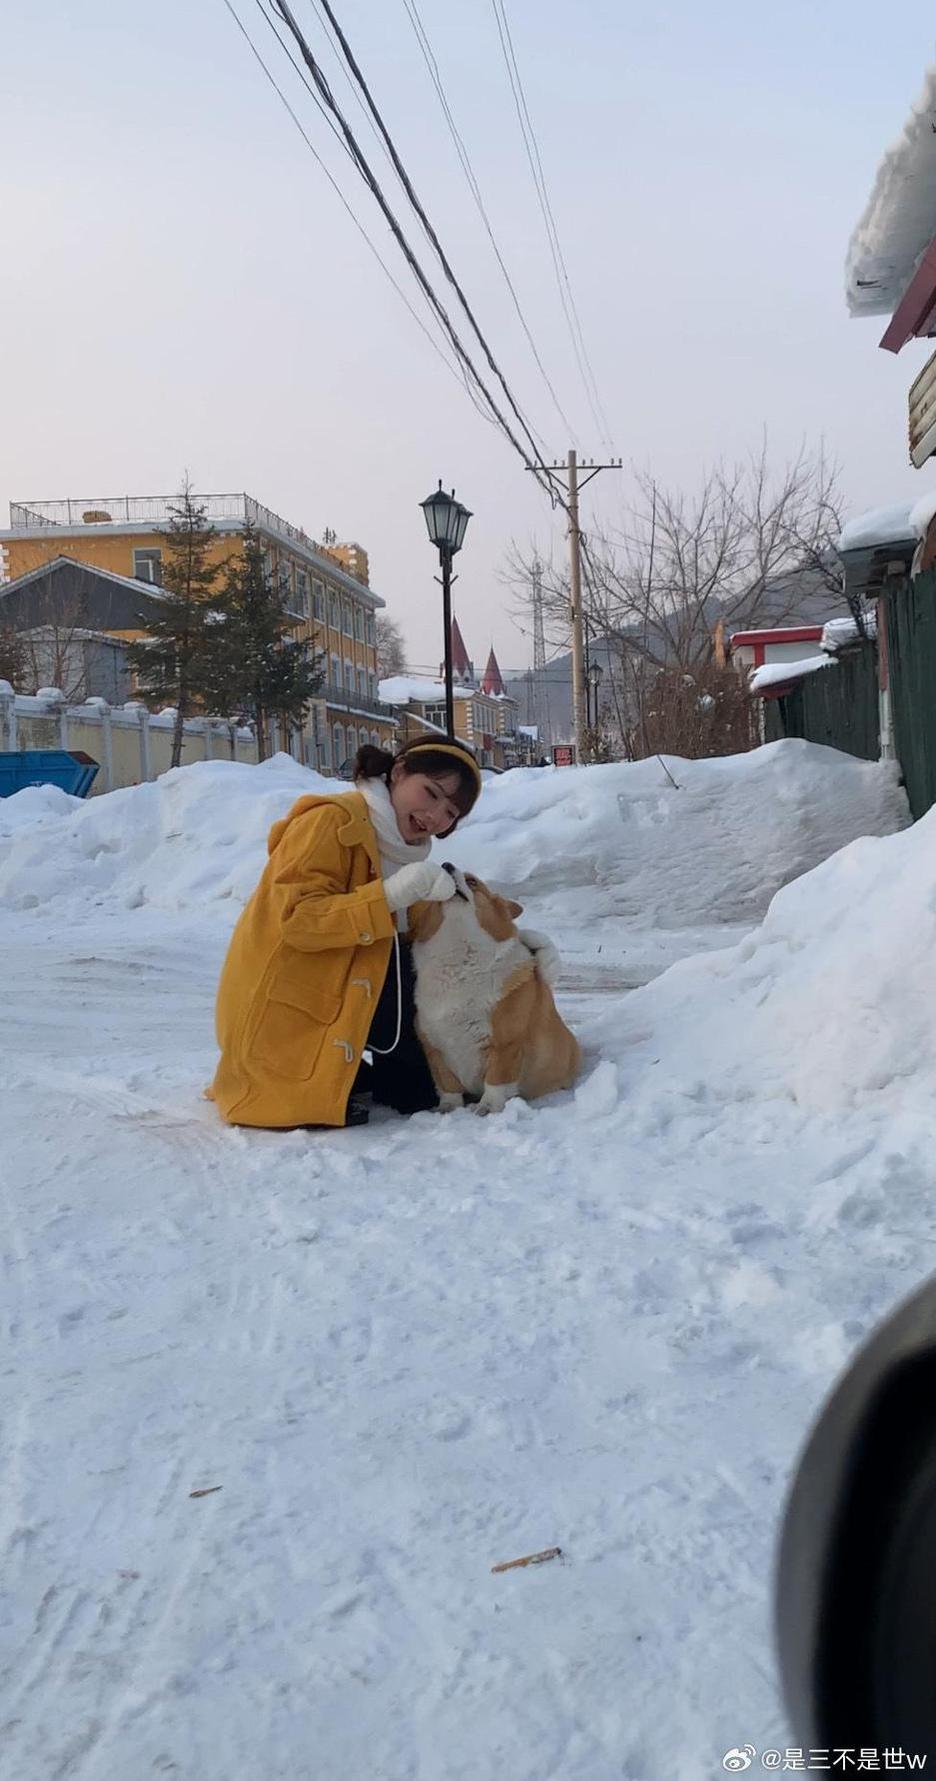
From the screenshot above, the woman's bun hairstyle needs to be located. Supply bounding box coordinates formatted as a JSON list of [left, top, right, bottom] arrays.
[[353, 737, 480, 836]]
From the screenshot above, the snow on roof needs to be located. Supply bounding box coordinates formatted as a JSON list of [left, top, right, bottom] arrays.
[[821, 610, 878, 652], [378, 675, 473, 704], [838, 501, 917, 553], [749, 655, 836, 694], [846, 63, 936, 318], [910, 483, 936, 540]]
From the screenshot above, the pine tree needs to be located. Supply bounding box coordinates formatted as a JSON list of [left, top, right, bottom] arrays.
[[206, 525, 324, 761], [0, 626, 27, 690], [126, 482, 226, 768]]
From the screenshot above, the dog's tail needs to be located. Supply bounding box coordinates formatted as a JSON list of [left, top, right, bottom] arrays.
[[517, 927, 560, 987]]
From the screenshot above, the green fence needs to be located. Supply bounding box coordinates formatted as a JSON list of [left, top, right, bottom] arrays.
[[764, 643, 879, 762], [885, 569, 936, 820]]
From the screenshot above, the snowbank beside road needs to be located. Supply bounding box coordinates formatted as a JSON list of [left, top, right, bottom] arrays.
[[0, 742, 908, 939], [622, 802, 936, 1116]]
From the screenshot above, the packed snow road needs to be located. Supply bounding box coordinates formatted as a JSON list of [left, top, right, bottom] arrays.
[[1, 744, 928, 1781]]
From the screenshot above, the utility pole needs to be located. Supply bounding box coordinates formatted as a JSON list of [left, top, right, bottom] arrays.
[[529, 452, 621, 762]]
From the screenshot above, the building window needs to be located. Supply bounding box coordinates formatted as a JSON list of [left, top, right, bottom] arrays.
[[133, 548, 162, 586], [343, 601, 354, 636], [313, 579, 325, 622], [333, 723, 345, 772], [369, 673, 377, 701], [329, 591, 340, 630], [296, 569, 309, 615], [354, 608, 364, 642], [370, 729, 379, 748], [365, 614, 375, 646], [344, 659, 354, 691], [330, 653, 340, 689], [357, 666, 367, 696], [359, 726, 368, 751]]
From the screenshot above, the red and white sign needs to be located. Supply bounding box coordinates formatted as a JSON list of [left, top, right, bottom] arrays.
[[552, 744, 575, 767]]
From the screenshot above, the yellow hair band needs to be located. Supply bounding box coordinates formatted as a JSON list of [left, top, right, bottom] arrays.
[[405, 740, 483, 793]]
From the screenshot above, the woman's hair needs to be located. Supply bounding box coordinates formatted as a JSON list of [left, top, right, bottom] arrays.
[[354, 737, 480, 832]]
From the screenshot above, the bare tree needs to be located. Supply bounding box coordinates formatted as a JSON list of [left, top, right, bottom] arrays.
[[16, 604, 97, 702], [376, 613, 406, 680], [507, 443, 845, 760]]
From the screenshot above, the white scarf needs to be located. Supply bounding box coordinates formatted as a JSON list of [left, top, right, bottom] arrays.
[[356, 776, 430, 932]]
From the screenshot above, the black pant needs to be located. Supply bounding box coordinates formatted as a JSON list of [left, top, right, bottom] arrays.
[[352, 937, 439, 1114]]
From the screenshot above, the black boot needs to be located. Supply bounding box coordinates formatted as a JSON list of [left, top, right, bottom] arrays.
[[344, 1096, 371, 1127]]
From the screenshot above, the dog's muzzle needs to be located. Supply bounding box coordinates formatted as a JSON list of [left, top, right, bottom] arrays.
[[441, 861, 469, 901]]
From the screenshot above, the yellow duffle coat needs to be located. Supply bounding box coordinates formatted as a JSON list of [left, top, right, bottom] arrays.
[[210, 791, 398, 1128]]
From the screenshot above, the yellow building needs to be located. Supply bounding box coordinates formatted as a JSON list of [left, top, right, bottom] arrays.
[[0, 493, 396, 773]]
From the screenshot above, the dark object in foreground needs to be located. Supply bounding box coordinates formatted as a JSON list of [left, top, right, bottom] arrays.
[[776, 1274, 936, 1761], [491, 1547, 562, 1574]]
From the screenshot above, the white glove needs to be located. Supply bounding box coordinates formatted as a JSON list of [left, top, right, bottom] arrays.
[[383, 860, 457, 913]]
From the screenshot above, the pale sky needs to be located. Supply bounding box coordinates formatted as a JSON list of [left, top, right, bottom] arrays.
[[3, 1, 935, 674]]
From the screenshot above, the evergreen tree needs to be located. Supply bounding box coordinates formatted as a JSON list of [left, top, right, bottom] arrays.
[[206, 526, 324, 761], [0, 626, 27, 690], [126, 482, 226, 768]]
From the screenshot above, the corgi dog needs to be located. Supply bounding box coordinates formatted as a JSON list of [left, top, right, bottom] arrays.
[[409, 864, 582, 1115]]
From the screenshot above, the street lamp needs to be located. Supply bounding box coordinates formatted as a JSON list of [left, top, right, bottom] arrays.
[[420, 482, 472, 737], [587, 659, 603, 732]]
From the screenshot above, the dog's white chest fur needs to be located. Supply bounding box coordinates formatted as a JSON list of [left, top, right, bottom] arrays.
[[413, 915, 528, 1094]]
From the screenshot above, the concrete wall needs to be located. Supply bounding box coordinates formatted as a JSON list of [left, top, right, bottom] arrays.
[[0, 688, 259, 794]]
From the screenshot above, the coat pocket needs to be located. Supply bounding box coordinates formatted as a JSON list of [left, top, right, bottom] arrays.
[[251, 980, 343, 1079]]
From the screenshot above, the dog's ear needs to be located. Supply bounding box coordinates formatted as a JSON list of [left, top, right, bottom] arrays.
[[506, 898, 523, 919]]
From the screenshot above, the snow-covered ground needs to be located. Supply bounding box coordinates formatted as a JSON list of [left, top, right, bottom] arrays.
[[1, 742, 925, 1780]]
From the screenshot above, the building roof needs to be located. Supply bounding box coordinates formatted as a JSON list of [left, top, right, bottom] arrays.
[[481, 646, 506, 696], [838, 501, 917, 553], [0, 554, 166, 606], [729, 626, 824, 649], [846, 63, 936, 332], [378, 674, 474, 705], [1, 494, 386, 610], [750, 656, 837, 696], [441, 616, 473, 682]]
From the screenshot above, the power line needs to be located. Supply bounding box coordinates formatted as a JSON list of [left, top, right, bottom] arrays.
[[223, 0, 487, 411], [489, 0, 613, 452], [277, 0, 557, 484], [400, 0, 578, 444]]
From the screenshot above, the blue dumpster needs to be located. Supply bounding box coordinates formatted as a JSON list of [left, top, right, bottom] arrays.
[[0, 750, 100, 799]]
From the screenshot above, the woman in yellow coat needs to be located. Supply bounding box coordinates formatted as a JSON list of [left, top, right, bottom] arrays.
[[210, 738, 482, 1128]]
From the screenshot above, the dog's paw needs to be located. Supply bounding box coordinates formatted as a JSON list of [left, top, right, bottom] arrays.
[[474, 1082, 517, 1116], [437, 1090, 464, 1114], [517, 927, 560, 986]]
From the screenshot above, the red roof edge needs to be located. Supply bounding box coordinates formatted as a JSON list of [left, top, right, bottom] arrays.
[[879, 235, 936, 354], [729, 626, 824, 647]]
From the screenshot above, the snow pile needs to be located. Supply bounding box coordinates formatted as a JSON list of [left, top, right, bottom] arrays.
[[910, 482, 936, 542], [821, 610, 877, 651], [845, 61, 936, 316], [0, 782, 83, 836], [749, 655, 835, 693], [0, 742, 902, 931], [621, 806, 936, 1116], [838, 500, 916, 552]]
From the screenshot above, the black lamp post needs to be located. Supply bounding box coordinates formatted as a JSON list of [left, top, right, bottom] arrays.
[[587, 659, 603, 732], [420, 482, 472, 738]]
